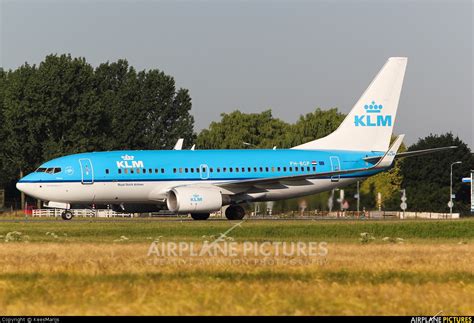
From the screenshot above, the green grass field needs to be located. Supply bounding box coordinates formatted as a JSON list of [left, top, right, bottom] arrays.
[[1, 217, 473, 243], [0, 218, 473, 315]]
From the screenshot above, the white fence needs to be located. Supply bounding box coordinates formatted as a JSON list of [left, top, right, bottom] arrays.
[[30, 208, 461, 219], [399, 212, 460, 219], [32, 209, 133, 218]]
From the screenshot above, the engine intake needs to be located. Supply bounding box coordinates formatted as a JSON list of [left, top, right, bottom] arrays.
[[166, 187, 223, 213]]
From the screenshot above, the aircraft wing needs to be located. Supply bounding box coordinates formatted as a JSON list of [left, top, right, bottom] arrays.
[[216, 135, 404, 191], [362, 146, 457, 163]]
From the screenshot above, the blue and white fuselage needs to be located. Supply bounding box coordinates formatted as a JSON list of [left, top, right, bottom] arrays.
[[16, 149, 384, 204]]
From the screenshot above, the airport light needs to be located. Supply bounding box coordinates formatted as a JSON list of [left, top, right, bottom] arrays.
[[449, 161, 462, 216]]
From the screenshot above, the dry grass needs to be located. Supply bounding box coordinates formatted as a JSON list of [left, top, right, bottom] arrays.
[[0, 242, 472, 315]]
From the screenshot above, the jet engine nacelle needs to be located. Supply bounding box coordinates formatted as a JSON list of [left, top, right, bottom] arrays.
[[166, 187, 223, 213]]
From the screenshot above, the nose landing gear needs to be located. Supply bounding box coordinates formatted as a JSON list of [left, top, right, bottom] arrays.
[[61, 210, 73, 220]]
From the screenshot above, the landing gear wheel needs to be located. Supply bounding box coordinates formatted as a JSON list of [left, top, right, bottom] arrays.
[[61, 210, 73, 221], [225, 205, 245, 220], [191, 213, 210, 221]]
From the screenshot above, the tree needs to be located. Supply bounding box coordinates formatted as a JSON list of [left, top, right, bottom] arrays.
[[94, 61, 195, 150], [0, 54, 196, 208], [282, 108, 345, 147], [400, 133, 473, 214], [0, 68, 9, 186], [196, 110, 289, 149]]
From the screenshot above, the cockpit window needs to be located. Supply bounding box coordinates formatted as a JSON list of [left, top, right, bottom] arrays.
[[44, 167, 61, 174], [36, 168, 47, 172]]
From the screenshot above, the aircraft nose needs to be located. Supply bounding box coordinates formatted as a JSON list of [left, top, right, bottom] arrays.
[[16, 182, 26, 192], [16, 173, 36, 196]]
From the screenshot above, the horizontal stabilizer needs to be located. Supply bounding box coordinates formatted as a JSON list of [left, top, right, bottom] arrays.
[[363, 145, 458, 163], [376, 134, 404, 168]]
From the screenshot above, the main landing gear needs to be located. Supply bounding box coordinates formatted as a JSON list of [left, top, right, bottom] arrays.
[[190, 213, 210, 221], [225, 205, 245, 220], [61, 210, 74, 221], [190, 205, 246, 221]]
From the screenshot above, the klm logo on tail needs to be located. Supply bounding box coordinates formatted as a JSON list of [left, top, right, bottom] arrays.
[[354, 101, 392, 127]]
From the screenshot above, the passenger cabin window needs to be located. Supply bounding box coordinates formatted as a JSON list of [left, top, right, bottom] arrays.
[[105, 169, 110, 174], [118, 169, 122, 174], [161, 168, 165, 173]]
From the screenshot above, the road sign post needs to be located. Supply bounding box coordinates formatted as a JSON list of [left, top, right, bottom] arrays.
[[400, 189, 407, 218]]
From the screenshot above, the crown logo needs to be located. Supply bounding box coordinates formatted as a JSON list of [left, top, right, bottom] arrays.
[[121, 154, 135, 161], [364, 101, 383, 114]]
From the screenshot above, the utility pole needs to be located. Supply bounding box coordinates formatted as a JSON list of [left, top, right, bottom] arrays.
[[400, 189, 407, 218], [19, 169, 25, 212], [356, 181, 360, 213], [449, 161, 462, 216]]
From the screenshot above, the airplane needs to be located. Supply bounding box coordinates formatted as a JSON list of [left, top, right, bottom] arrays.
[[16, 57, 456, 220]]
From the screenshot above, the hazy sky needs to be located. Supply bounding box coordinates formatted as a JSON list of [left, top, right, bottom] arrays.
[[1, 0, 472, 148]]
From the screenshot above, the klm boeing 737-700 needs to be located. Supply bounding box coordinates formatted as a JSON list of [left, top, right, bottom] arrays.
[[16, 57, 455, 220]]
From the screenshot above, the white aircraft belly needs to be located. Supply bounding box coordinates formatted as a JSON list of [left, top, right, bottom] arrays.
[[22, 177, 364, 204]]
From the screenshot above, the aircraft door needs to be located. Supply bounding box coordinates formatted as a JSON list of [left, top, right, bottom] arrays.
[[199, 164, 209, 180], [79, 158, 94, 184], [329, 156, 340, 182]]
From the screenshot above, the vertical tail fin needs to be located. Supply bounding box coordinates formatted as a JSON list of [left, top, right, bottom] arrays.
[[292, 57, 407, 152]]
